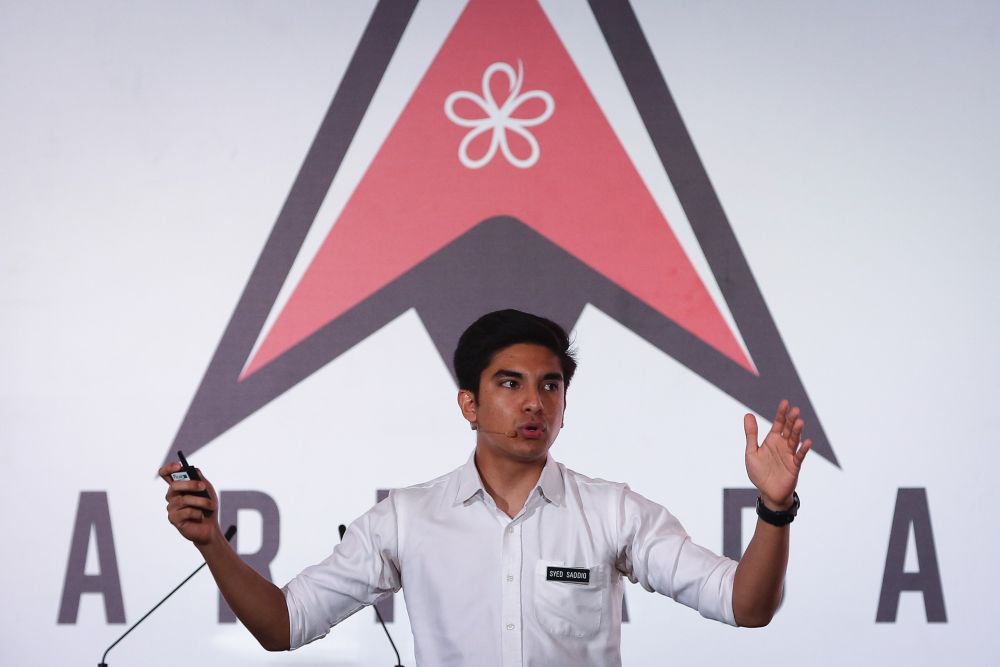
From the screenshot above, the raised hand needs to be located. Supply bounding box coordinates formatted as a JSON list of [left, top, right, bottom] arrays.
[[159, 461, 222, 546], [744, 400, 811, 511]]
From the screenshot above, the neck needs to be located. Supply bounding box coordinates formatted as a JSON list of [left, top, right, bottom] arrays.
[[474, 447, 546, 518]]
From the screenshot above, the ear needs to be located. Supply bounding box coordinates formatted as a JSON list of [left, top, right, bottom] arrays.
[[457, 389, 478, 427]]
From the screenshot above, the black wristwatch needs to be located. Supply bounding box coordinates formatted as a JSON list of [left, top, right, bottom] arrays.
[[756, 492, 800, 526]]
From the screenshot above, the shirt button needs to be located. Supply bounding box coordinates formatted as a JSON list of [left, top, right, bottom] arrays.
[[507, 527, 513, 534], [506, 623, 515, 630], [506, 575, 514, 582]]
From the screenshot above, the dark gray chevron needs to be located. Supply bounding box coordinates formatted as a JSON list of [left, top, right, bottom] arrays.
[[170, 217, 833, 466]]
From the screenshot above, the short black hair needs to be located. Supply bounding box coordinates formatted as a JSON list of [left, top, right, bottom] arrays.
[[453, 309, 577, 396]]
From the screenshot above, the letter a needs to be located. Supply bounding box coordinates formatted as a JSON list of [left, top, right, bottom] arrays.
[[876, 488, 947, 622], [57, 491, 125, 623]]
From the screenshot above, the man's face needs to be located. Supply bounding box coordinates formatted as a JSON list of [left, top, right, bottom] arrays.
[[458, 342, 566, 464]]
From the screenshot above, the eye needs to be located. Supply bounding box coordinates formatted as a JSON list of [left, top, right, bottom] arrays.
[[543, 381, 561, 392], [500, 379, 518, 389]]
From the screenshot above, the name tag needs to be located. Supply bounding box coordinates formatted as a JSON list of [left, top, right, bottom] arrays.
[[546, 566, 590, 584]]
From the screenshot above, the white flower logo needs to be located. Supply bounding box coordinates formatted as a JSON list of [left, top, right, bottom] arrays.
[[444, 60, 555, 169]]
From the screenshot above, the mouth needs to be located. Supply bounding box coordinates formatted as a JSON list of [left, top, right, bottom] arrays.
[[517, 422, 547, 439]]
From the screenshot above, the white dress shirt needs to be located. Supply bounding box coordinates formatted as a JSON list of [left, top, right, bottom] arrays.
[[283, 455, 738, 666]]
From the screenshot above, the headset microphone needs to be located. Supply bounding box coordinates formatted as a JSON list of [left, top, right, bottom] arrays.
[[476, 428, 520, 438]]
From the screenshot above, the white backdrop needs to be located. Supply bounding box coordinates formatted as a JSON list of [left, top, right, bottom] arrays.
[[3, 0, 999, 664]]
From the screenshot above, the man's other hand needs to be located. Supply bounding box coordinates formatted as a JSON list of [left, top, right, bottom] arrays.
[[159, 462, 222, 546], [743, 400, 811, 511]]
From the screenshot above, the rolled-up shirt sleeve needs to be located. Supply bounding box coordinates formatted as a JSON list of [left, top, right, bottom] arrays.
[[616, 485, 738, 626], [283, 496, 402, 649]]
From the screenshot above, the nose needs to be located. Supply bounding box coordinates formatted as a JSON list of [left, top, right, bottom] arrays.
[[523, 387, 542, 413]]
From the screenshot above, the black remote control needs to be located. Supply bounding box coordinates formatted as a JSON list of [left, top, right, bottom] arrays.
[[171, 450, 212, 514]]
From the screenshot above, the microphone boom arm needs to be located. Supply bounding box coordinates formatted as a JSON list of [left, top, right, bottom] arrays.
[[98, 525, 237, 666]]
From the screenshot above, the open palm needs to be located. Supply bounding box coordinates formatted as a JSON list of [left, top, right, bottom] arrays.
[[744, 400, 811, 509]]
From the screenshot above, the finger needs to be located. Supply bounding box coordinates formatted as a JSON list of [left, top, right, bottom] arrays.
[[167, 499, 215, 526], [167, 480, 207, 496], [168, 493, 215, 512], [770, 400, 789, 435], [158, 462, 182, 484], [789, 417, 805, 445], [795, 438, 812, 465], [169, 506, 209, 525], [165, 481, 211, 508], [744, 414, 759, 456], [784, 406, 800, 433]]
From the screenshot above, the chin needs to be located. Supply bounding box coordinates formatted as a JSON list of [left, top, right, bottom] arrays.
[[509, 441, 551, 461]]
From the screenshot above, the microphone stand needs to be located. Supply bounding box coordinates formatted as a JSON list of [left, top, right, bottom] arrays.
[[98, 525, 237, 666], [338, 523, 404, 667]]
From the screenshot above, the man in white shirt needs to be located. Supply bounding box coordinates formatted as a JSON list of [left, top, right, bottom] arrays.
[[161, 309, 810, 665]]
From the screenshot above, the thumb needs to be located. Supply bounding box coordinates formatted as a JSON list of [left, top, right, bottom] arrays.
[[744, 413, 758, 456]]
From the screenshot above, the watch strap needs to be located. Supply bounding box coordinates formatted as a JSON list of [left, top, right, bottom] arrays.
[[756, 491, 800, 526]]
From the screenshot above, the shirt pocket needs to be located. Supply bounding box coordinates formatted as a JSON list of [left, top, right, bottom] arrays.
[[532, 561, 606, 638]]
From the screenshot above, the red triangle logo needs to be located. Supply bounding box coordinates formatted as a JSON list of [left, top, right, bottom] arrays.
[[245, 0, 751, 376]]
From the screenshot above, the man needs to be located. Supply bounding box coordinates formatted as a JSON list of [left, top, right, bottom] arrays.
[[161, 309, 810, 665]]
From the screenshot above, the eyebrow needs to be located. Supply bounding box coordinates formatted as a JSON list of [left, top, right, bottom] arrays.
[[492, 369, 564, 382]]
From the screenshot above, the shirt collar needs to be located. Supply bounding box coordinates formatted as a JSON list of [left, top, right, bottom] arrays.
[[535, 455, 565, 505], [454, 451, 565, 506], [455, 452, 485, 504]]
